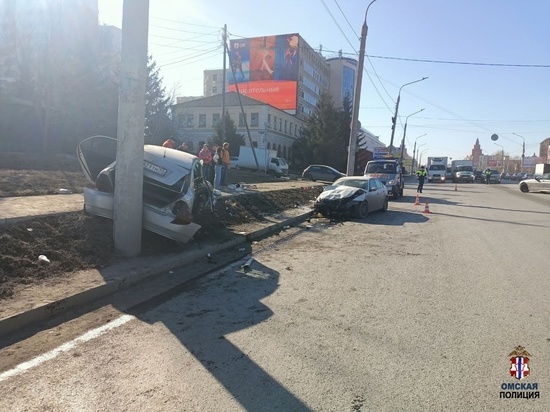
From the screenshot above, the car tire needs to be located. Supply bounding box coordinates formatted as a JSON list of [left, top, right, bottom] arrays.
[[304, 173, 314, 181], [355, 201, 369, 219], [520, 182, 529, 193], [381, 198, 388, 212]]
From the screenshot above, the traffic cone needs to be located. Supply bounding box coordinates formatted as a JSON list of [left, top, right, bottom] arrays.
[[422, 200, 432, 214], [454, 184, 458, 191], [414, 193, 421, 205]]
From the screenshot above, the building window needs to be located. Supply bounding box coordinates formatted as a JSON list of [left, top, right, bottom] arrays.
[[252, 141, 258, 148], [277, 144, 281, 156], [267, 114, 271, 127], [199, 114, 206, 128], [186, 114, 194, 128], [213, 74, 217, 81], [283, 147, 287, 158], [177, 113, 184, 127], [239, 113, 246, 127], [251, 112, 259, 127], [212, 86, 217, 94], [284, 120, 287, 133], [273, 116, 277, 129], [212, 113, 220, 126], [278, 119, 282, 132], [267, 142, 271, 149]]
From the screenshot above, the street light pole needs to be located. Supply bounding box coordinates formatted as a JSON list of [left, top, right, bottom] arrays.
[[346, 0, 377, 176], [388, 77, 428, 156], [494, 142, 505, 171], [411, 133, 427, 173], [416, 143, 427, 170], [399, 108, 424, 164], [512, 133, 526, 172], [419, 148, 428, 168]]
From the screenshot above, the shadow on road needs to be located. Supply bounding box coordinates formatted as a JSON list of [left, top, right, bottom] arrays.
[[129, 256, 311, 411]]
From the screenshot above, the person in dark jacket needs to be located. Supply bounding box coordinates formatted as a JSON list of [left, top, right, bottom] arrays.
[[485, 168, 492, 184], [416, 165, 427, 193]]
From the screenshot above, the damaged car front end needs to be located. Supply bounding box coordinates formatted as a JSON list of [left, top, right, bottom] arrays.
[[77, 136, 214, 244], [312, 177, 388, 220]]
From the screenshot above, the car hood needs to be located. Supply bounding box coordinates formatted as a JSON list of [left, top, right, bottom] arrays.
[[316, 185, 364, 202], [77, 135, 194, 186]]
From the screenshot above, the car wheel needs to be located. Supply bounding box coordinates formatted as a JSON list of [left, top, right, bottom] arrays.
[[381, 198, 388, 212], [355, 201, 369, 219], [304, 173, 314, 181], [520, 182, 529, 193], [268, 170, 276, 177]]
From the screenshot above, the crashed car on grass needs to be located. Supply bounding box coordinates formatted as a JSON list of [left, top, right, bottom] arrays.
[[77, 136, 214, 244], [312, 176, 389, 219]]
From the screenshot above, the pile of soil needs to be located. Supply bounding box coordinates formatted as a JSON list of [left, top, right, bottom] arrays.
[[0, 153, 322, 299]]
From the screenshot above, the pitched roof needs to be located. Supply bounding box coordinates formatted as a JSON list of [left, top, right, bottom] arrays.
[[172, 92, 270, 109]]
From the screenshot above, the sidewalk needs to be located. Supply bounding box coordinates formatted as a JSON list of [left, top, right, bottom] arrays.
[[0, 180, 325, 337]]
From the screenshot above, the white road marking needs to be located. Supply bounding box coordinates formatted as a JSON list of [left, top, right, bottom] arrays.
[[0, 314, 134, 382]]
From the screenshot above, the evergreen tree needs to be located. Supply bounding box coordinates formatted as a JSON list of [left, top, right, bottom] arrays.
[[295, 92, 347, 171], [212, 112, 245, 155], [145, 55, 174, 144]]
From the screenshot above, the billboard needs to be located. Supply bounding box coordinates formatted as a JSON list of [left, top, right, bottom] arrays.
[[229, 34, 299, 112]]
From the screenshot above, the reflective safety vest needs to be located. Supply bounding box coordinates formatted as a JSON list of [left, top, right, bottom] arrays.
[[485, 170, 492, 176], [417, 170, 427, 177]]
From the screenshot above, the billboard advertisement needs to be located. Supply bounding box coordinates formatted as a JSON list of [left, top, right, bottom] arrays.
[[229, 34, 299, 112]]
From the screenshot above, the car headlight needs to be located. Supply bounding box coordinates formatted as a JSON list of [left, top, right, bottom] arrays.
[[387, 179, 396, 185]]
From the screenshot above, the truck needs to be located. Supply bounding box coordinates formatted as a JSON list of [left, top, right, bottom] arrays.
[[363, 158, 404, 199], [237, 146, 289, 177], [451, 160, 474, 183], [534, 163, 550, 177], [427, 157, 448, 183]]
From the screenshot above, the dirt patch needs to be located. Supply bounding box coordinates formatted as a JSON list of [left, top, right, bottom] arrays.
[[0, 153, 322, 300]]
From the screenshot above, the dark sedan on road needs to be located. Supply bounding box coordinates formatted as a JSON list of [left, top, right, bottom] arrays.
[[302, 165, 346, 182]]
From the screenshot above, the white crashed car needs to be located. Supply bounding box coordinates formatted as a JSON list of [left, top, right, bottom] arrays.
[[519, 173, 550, 193], [77, 136, 214, 244], [313, 176, 389, 219]]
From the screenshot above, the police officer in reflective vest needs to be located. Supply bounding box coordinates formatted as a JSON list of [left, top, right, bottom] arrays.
[[485, 168, 492, 184], [416, 165, 427, 193]]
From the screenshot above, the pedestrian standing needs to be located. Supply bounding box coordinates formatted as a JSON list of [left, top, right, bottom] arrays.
[[162, 137, 175, 148], [213, 146, 224, 190], [220, 142, 231, 186], [485, 168, 492, 184], [198, 144, 212, 182], [416, 165, 427, 193]]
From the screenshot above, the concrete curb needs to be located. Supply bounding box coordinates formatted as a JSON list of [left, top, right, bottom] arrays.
[[0, 211, 313, 337]]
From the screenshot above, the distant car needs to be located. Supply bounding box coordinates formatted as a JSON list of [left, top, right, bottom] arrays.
[[445, 167, 453, 181], [519, 173, 550, 193], [77, 136, 214, 244], [302, 164, 346, 182], [474, 170, 483, 182], [481, 169, 501, 184], [313, 176, 388, 219], [230, 156, 239, 169]]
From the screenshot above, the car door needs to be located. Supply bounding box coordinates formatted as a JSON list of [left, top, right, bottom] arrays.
[[534, 174, 550, 192], [367, 179, 382, 211]]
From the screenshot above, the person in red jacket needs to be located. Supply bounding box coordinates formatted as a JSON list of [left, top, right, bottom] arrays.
[[198, 144, 213, 182], [162, 137, 176, 148]]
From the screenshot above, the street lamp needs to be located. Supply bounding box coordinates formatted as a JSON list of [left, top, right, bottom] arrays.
[[419, 148, 428, 168], [411, 133, 427, 173], [512, 133, 526, 172], [399, 108, 424, 164], [415, 143, 427, 169], [388, 76, 428, 155], [346, 0, 378, 176], [494, 142, 505, 172]]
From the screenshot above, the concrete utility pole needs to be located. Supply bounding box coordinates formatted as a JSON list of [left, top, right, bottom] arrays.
[[346, 0, 377, 176], [513, 133, 526, 172], [222, 24, 227, 141], [113, 0, 149, 257], [388, 77, 428, 156]]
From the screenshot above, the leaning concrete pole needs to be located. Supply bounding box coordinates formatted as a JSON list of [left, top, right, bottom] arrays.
[[114, 0, 149, 257]]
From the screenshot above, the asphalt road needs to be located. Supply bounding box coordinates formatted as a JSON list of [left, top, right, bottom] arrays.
[[1, 181, 549, 411]]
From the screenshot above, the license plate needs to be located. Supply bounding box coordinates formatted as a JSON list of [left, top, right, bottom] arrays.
[[143, 161, 168, 176]]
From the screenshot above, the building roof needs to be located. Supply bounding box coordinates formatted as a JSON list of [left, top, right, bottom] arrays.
[[172, 92, 271, 109]]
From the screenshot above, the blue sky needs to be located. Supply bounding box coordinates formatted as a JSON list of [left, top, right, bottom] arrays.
[[98, 0, 550, 162]]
